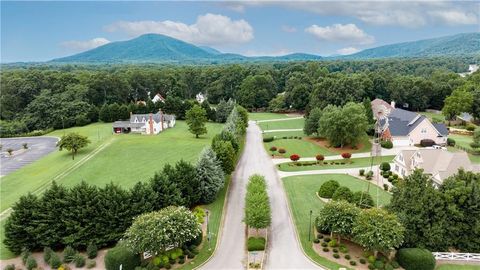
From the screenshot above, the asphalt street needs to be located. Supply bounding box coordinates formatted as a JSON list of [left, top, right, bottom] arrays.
[[0, 137, 58, 177], [201, 122, 321, 270]]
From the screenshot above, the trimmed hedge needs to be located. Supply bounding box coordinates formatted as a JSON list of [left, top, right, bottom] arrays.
[[447, 138, 456, 146], [396, 248, 436, 270], [104, 244, 141, 270], [332, 186, 353, 202], [381, 140, 393, 149], [247, 237, 266, 251], [318, 180, 340, 198], [263, 137, 274, 142]]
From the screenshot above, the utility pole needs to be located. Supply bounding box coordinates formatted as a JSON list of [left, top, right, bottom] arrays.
[[308, 210, 313, 241]]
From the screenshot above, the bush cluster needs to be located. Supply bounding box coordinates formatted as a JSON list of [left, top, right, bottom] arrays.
[[245, 175, 271, 230], [380, 140, 393, 149], [396, 248, 436, 270], [247, 237, 266, 251], [318, 180, 340, 198], [105, 244, 141, 270], [263, 137, 274, 142]]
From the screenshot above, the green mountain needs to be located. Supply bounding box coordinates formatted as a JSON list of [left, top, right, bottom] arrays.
[[345, 32, 480, 59]]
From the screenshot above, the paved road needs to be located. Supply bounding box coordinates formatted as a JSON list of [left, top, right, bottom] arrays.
[[202, 122, 320, 270], [0, 137, 58, 177]]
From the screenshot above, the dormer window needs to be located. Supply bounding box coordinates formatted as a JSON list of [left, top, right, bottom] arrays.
[[421, 128, 427, 134]]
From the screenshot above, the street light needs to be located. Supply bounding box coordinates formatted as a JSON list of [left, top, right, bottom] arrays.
[[205, 210, 210, 249], [308, 210, 313, 242]]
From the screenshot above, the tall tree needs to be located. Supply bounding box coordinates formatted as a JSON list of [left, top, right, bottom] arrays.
[[58, 133, 91, 160], [150, 167, 184, 209], [186, 105, 208, 138], [304, 107, 322, 136], [196, 147, 225, 204], [442, 89, 473, 120]]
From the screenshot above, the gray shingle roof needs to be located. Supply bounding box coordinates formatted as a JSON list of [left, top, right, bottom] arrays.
[[129, 112, 175, 124], [433, 123, 449, 136], [385, 108, 447, 136]]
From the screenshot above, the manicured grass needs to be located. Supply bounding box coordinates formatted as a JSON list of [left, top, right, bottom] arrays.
[[262, 130, 305, 139], [436, 265, 480, 270], [264, 136, 372, 158], [448, 134, 480, 163], [283, 174, 391, 270], [258, 118, 305, 131], [278, 156, 395, 172], [248, 112, 296, 121]]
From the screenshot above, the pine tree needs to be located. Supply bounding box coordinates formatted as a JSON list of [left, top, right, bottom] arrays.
[[171, 160, 201, 207], [150, 167, 184, 209], [196, 147, 225, 204], [128, 181, 157, 218]]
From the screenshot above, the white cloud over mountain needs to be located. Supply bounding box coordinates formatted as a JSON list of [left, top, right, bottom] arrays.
[[305, 23, 374, 45], [104, 13, 254, 46], [336, 47, 360, 55], [61, 38, 110, 51]]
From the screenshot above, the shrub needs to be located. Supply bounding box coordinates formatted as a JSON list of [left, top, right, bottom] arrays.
[[322, 247, 329, 252], [74, 254, 86, 268], [278, 148, 286, 154], [328, 239, 338, 247], [313, 239, 320, 244], [341, 152, 351, 159], [396, 248, 436, 270], [321, 242, 328, 247], [324, 237, 331, 242], [3, 264, 15, 270], [49, 253, 62, 269], [6, 148, 13, 155], [385, 264, 394, 270], [345, 254, 351, 260], [447, 138, 456, 146], [470, 142, 480, 149], [368, 264, 375, 270], [332, 248, 338, 253], [315, 154, 325, 162], [178, 258, 185, 264], [350, 260, 357, 266], [165, 263, 171, 269], [318, 180, 340, 198], [86, 260, 96, 269], [317, 234, 323, 239], [104, 244, 141, 270], [388, 176, 394, 182], [352, 191, 374, 208], [333, 253, 340, 259], [26, 256, 37, 270], [380, 162, 391, 171], [332, 186, 353, 202], [374, 260, 384, 269], [366, 171, 373, 180], [269, 146, 277, 152], [290, 154, 300, 162], [247, 237, 266, 251], [367, 255, 376, 264], [263, 137, 274, 142], [381, 140, 393, 149], [359, 258, 366, 264], [339, 246, 348, 253], [21, 248, 31, 264], [466, 124, 476, 131], [359, 169, 365, 176], [383, 184, 389, 191], [63, 246, 76, 263], [22, 143, 28, 149], [43, 247, 54, 264], [391, 261, 400, 268], [420, 139, 435, 147], [87, 243, 98, 259]]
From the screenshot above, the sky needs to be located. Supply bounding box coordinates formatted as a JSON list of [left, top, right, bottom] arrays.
[[1, 1, 479, 63]]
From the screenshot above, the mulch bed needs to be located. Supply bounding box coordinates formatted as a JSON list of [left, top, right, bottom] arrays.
[[304, 137, 364, 153]]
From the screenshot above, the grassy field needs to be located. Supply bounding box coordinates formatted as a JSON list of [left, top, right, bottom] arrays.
[[436, 265, 480, 270], [448, 134, 480, 163], [248, 112, 297, 121], [0, 121, 222, 259], [278, 156, 395, 171], [258, 118, 305, 131], [264, 136, 372, 158], [283, 174, 391, 270]]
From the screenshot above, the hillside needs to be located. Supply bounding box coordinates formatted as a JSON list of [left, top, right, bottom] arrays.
[[345, 32, 480, 59]]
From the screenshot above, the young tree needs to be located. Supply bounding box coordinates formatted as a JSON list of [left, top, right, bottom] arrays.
[[442, 89, 474, 120], [304, 107, 322, 136], [124, 206, 201, 254], [316, 201, 360, 242], [196, 147, 225, 204], [212, 139, 236, 174], [186, 105, 208, 138], [244, 175, 271, 231], [58, 132, 90, 160], [352, 208, 405, 257]]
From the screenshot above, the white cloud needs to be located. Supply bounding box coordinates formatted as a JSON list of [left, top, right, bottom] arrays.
[[61, 38, 110, 51], [281, 25, 297, 33], [243, 48, 290, 57], [104, 13, 254, 46], [305, 24, 374, 45], [428, 10, 478, 25], [337, 47, 360, 55]]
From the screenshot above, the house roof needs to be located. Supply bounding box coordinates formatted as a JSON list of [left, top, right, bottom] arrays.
[[371, 98, 392, 110], [129, 112, 175, 124], [383, 108, 448, 137], [458, 112, 474, 122]]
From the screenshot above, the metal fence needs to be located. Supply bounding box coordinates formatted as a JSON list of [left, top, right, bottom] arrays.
[[433, 252, 480, 262]]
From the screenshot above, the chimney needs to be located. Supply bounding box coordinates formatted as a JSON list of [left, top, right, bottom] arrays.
[[390, 101, 396, 108], [149, 113, 153, 135]]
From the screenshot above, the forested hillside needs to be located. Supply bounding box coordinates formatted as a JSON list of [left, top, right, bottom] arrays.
[[1, 57, 479, 137]]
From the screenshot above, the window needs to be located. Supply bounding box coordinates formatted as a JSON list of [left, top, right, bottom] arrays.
[[395, 164, 399, 171], [421, 128, 427, 134]]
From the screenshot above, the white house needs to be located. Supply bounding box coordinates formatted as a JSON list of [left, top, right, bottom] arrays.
[[393, 148, 479, 186], [112, 111, 175, 135]]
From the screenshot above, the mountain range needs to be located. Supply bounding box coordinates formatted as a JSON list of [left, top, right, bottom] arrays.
[[52, 32, 480, 64]]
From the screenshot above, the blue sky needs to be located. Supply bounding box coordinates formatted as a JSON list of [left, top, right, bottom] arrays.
[[1, 1, 479, 62]]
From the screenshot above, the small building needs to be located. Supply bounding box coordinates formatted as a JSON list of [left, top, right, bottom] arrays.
[[112, 111, 175, 135], [152, 93, 166, 104], [196, 93, 206, 104], [393, 148, 480, 186]]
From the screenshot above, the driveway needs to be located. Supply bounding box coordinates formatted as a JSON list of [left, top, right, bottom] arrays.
[[0, 137, 58, 177], [201, 122, 320, 270]]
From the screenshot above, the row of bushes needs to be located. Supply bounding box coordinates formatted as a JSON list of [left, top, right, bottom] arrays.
[[244, 175, 271, 230], [263, 135, 303, 143], [4, 105, 248, 256], [318, 180, 374, 208]]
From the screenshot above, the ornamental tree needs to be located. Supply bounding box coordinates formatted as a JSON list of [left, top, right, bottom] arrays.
[[244, 175, 271, 231], [341, 152, 352, 161], [58, 132, 90, 160], [186, 105, 208, 138], [124, 206, 201, 254], [290, 154, 300, 162], [315, 154, 325, 163], [352, 208, 405, 256], [316, 201, 360, 242], [269, 146, 277, 156]]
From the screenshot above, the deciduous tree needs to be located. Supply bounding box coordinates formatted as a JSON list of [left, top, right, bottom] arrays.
[[58, 132, 90, 160], [186, 105, 208, 138]]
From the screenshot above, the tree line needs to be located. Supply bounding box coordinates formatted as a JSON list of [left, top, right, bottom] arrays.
[[3, 104, 248, 254], [1, 57, 477, 136]]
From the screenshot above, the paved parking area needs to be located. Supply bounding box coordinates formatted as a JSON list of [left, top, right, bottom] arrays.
[[0, 137, 58, 177]]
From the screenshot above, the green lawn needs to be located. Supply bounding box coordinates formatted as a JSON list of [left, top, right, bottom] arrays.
[[0, 121, 222, 259], [448, 134, 480, 163], [283, 174, 391, 270], [258, 118, 305, 131], [278, 156, 395, 172], [437, 265, 480, 270], [248, 112, 296, 121], [264, 136, 372, 158]]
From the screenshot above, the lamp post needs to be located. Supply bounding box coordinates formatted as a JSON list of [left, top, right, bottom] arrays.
[[206, 209, 210, 249], [308, 210, 313, 242]]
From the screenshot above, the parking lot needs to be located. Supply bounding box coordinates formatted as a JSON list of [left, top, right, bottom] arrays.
[[0, 137, 59, 177]]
